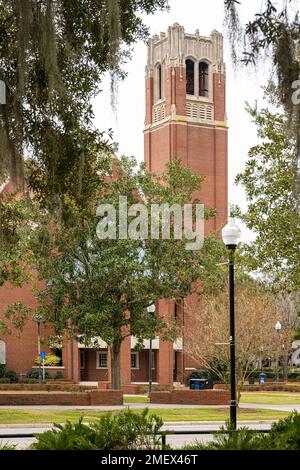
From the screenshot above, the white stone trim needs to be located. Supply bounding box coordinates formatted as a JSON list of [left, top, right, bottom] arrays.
[[173, 338, 183, 351]]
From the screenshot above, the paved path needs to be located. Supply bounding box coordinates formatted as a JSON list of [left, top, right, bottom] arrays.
[[0, 402, 299, 411], [239, 403, 300, 412]]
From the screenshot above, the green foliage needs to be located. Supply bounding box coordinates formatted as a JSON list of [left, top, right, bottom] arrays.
[[235, 103, 300, 290], [2, 370, 18, 383], [263, 411, 300, 450], [188, 368, 225, 384], [22, 378, 39, 384], [28, 156, 223, 388], [30, 409, 166, 450], [0, 441, 16, 450], [26, 368, 50, 380], [182, 413, 300, 450], [54, 371, 65, 380], [223, 0, 300, 218], [4, 370, 18, 383], [35, 354, 61, 367], [0, 0, 169, 206]]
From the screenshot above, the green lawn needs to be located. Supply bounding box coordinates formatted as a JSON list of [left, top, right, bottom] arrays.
[[241, 392, 300, 405], [124, 396, 149, 403], [0, 407, 289, 425], [124, 391, 300, 406]]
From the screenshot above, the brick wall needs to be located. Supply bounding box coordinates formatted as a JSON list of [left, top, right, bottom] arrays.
[[0, 390, 123, 406], [0, 278, 53, 375], [150, 389, 230, 405], [121, 383, 172, 394], [79, 349, 110, 382], [131, 350, 157, 383]]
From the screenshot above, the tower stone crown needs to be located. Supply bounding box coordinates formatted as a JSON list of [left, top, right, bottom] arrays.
[[146, 23, 225, 77]]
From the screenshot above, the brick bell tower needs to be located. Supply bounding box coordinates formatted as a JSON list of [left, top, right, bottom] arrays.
[[144, 24, 228, 385], [144, 23, 228, 233]]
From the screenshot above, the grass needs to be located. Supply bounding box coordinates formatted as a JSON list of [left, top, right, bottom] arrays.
[[124, 396, 149, 403], [0, 407, 289, 425], [123, 391, 300, 406], [241, 392, 300, 405]]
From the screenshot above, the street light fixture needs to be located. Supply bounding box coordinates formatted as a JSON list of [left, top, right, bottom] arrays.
[[274, 321, 282, 383], [147, 303, 156, 396], [222, 217, 241, 430]]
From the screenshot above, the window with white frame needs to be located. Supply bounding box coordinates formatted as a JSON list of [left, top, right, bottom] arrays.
[[131, 352, 139, 369], [80, 351, 85, 369], [97, 351, 108, 369]]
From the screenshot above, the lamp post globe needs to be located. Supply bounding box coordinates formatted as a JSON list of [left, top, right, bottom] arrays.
[[222, 217, 241, 250], [147, 304, 156, 314], [275, 321, 282, 332]]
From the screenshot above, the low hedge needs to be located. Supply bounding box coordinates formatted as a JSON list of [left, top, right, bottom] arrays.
[[242, 384, 300, 392], [0, 383, 96, 392]]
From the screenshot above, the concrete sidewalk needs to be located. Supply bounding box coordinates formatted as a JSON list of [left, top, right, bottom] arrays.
[[0, 402, 299, 411]]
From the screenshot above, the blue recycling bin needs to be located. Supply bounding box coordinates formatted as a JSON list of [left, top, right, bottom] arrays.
[[259, 372, 266, 384], [190, 379, 202, 390], [189, 378, 213, 390]]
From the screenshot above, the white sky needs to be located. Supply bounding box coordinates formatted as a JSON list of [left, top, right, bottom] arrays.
[[93, 0, 277, 243]]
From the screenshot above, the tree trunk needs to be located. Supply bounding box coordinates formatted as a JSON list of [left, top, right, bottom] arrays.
[[110, 343, 121, 390]]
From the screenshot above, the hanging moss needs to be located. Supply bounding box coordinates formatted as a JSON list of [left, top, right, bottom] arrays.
[[223, 0, 300, 212], [0, 0, 169, 209]]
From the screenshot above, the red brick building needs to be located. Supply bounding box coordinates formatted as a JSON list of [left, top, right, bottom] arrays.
[[0, 24, 227, 388]]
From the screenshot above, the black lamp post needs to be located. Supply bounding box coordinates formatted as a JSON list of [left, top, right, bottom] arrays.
[[274, 321, 282, 383], [37, 319, 42, 384], [147, 303, 156, 396], [222, 218, 241, 430]]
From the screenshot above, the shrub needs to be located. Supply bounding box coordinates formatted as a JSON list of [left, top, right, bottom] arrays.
[[4, 370, 18, 383], [181, 413, 300, 450], [54, 371, 65, 380], [0, 378, 11, 384], [288, 371, 300, 380], [262, 412, 300, 450], [0, 366, 18, 383], [0, 364, 5, 378], [30, 409, 167, 450], [26, 368, 51, 380], [181, 421, 265, 450], [0, 441, 16, 450], [22, 378, 39, 384]]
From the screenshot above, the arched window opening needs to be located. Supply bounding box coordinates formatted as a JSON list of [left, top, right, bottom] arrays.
[[199, 62, 209, 97], [157, 64, 162, 100], [186, 59, 195, 95]]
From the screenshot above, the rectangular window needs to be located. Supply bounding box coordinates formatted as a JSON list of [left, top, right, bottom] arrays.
[[80, 351, 85, 369], [97, 351, 108, 369], [131, 352, 139, 369]]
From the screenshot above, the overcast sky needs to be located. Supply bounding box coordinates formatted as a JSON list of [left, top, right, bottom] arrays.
[[93, 0, 278, 243]]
